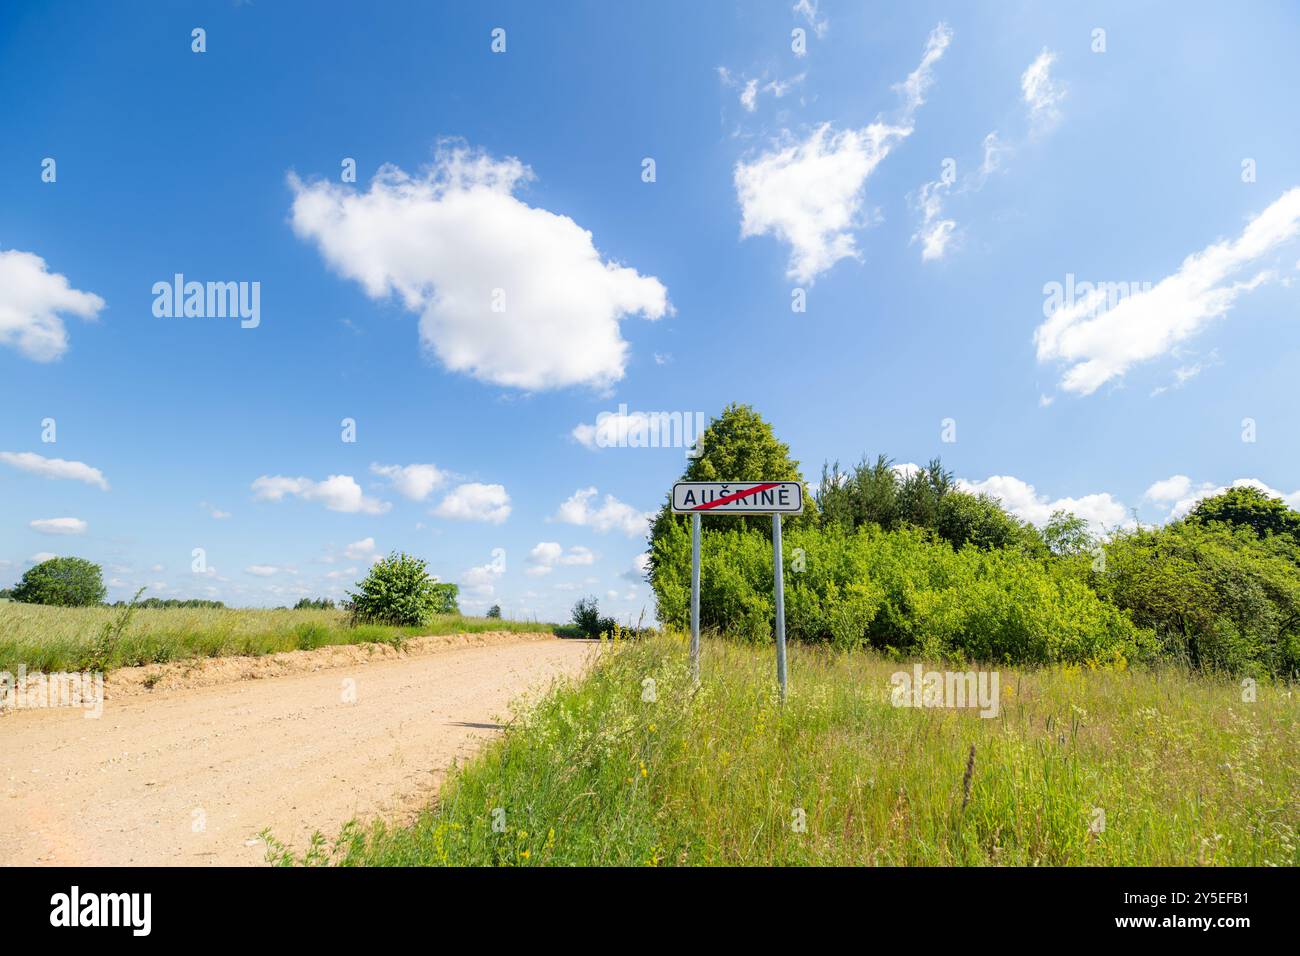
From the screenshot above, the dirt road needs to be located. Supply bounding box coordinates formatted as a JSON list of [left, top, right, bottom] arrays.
[[0, 635, 596, 866]]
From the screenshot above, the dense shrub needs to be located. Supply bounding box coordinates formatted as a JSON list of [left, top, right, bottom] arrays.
[[570, 596, 616, 638], [651, 521, 1150, 665], [1095, 522, 1300, 677], [11, 557, 106, 607], [346, 553, 457, 626]]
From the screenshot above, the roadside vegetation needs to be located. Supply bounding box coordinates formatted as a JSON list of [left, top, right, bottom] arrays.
[[0, 603, 557, 674], [0, 551, 555, 674], [648, 405, 1300, 679], [278, 634, 1297, 867]]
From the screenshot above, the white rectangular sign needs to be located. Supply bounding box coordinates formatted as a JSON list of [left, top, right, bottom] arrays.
[[671, 481, 804, 514]]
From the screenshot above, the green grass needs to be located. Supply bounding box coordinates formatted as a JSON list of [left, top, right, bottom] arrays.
[[302, 634, 1298, 867], [0, 602, 560, 674]]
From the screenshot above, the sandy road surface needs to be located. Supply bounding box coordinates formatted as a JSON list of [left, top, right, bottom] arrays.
[[0, 636, 596, 866]]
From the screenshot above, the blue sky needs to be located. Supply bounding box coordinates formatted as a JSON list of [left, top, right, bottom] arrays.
[[3, 1, 1299, 620]]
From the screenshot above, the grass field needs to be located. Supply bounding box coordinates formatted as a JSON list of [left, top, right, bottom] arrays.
[[0, 602, 561, 674], [291, 634, 1299, 867]]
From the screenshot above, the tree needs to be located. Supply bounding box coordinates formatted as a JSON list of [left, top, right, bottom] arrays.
[[1042, 510, 1096, 557], [346, 553, 454, 626], [294, 597, 335, 610], [486, 604, 502, 619], [649, 404, 816, 599], [11, 557, 106, 607], [1188, 486, 1300, 543], [571, 596, 615, 638]]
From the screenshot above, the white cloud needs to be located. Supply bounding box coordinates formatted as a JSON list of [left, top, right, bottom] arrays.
[[622, 552, 652, 582], [958, 475, 1130, 534], [1143, 475, 1193, 504], [721, 70, 806, 113], [793, 0, 829, 39], [913, 178, 957, 261], [344, 537, 381, 561], [245, 565, 282, 577], [1146, 475, 1300, 520], [572, 410, 652, 449], [434, 482, 511, 524], [29, 552, 59, 564], [1021, 49, 1065, 131], [1035, 188, 1300, 395], [370, 462, 449, 501], [288, 144, 670, 391], [527, 541, 595, 576], [0, 451, 109, 490], [554, 487, 652, 538], [0, 249, 106, 361], [735, 23, 951, 283], [200, 501, 232, 519], [251, 474, 390, 515], [29, 517, 87, 535]]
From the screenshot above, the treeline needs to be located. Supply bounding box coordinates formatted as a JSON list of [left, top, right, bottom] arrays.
[[109, 597, 227, 609], [648, 404, 1300, 677]]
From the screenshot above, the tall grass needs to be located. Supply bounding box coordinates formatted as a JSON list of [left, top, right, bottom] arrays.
[[0, 603, 560, 674], [315, 634, 1298, 867]]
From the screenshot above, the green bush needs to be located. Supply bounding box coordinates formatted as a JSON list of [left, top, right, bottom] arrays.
[[346, 553, 456, 627], [11, 557, 106, 607], [651, 522, 1150, 664], [570, 596, 615, 638], [1095, 522, 1300, 677]]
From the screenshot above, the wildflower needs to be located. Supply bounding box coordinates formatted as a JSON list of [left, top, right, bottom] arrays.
[[640, 761, 648, 778]]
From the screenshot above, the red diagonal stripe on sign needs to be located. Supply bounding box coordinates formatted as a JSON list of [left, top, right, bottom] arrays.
[[692, 482, 783, 511]]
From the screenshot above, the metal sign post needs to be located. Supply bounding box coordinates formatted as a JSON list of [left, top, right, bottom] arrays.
[[772, 512, 787, 700], [672, 481, 803, 701], [690, 511, 701, 684]]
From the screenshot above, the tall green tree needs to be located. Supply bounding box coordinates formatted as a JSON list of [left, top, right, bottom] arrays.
[[648, 403, 816, 604], [1188, 486, 1300, 544]]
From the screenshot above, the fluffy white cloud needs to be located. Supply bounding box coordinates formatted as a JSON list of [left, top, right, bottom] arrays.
[[251, 474, 390, 515], [434, 482, 511, 524], [0, 451, 109, 490], [344, 537, 381, 561], [958, 475, 1130, 534], [29, 552, 59, 564], [370, 462, 448, 501], [526, 541, 595, 576], [1143, 475, 1193, 504], [0, 249, 105, 361], [572, 410, 651, 449], [245, 565, 282, 577], [29, 517, 87, 535], [554, 487, 652, 538], [1035, 188, 1300, 395], [288, 145, 670, 390], [735, 23, 950, 283], [1021, 49, 1065, 131], [1145, 475, 1300, 520]]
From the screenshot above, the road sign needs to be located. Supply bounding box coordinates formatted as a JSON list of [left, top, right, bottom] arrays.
[[671, 481, 803, 515], [674, 480, 799, 700]]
